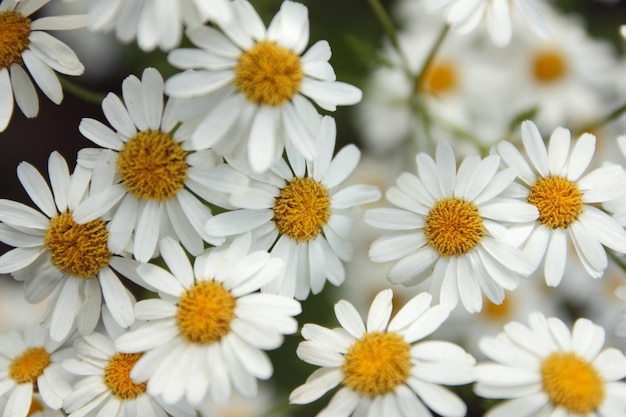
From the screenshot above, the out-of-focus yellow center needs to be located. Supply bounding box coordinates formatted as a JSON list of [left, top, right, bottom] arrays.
[[419, 60, 458, 95], [234, 40, 304, 106], [541, 352, 604, 413], [532, 49, 567, 84]]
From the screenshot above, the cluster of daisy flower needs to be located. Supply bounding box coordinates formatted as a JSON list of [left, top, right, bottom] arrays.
[[1, 0, 626, 416]]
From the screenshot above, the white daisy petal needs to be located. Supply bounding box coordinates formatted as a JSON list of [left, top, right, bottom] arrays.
[[334, 300, 365, 339]]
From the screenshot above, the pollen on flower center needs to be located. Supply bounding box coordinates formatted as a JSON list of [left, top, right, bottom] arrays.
[[342, 331, 411, 397], [234, 40, 304, 106], [9, 347, 51, 384], [419, 60, 458, 95], [116, 130, 188, 201], [103, 352, 147, 400], [527, 176, 583, 229], [0, 11, 31, 69], [532, 49, 568, 84], [541, 352, 604, 413], [424, 197, 484, 257], [44, 211, 111, 278], [273, 177, 331, 242], [176, 281, 236, 344]]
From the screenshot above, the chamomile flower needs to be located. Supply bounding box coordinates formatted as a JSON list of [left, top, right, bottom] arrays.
[[0, 151, 143, 341], [365, 141, 538, 313], [84, 0, 233, 52], [0, 0, 85, 131], [115, 235, 301, 406], [205, 116, 382, 300], [165, 0, 362, 172], [62, 328, 195, 417], [0, 324, 72, 417], [496, 121, 626, 286], [290, 289, 475, 417], [77, 67, 246, 262], [475, 312, 626, 416], [423, 0, 549, 46]]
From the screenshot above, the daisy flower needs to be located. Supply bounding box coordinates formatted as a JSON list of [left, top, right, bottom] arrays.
[[62, 328, 195, 417], [0, 151, 142, 341], [77, 67, 246, 262], [0, 0, 85, 131], [84, 0, 233, 52], [423, 0, 549, 46], [114, 235, 302, 406], [475, 312, 626, 416], [165, 0, 363, 172], [205, 116, 382, 300], [290, 289, 476, 417], [0, 323, 73, 417], [365, 141, 538, 313], [495, 120, 626, 286]]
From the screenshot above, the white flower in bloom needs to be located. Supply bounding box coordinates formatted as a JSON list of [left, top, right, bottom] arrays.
[[115, 235, 301, 406], [85, 0, 233, 52], [0, 152, 143, 341], [496, 121, 626, 286], [206, 116, 382, 300], [77, 67, 246, 262], [0, 324, 72, 417], [475, 312, 626, 416], [365, 141, 538, 313], [165, 0, 362, 172], [290, 289, 475, 417], [0, 0, 85, 131], [62, 328, 195, 417], [423, 0, 549, 46]]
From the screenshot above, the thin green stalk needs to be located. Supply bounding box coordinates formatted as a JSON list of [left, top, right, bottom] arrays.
[[413, 24, 450, 96], [575, 101, 626, 135], [59, 76, 106, 104], [366, 0, 412, 79]]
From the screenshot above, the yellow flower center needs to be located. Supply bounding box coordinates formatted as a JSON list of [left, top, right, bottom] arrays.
[[9, 347, 51, 384], [0, 11, 31, 69], [532, 49, 568, 84], [27, 398, 44, 416], [103, 352, 147, 400], [424, 197, 484, 257], [116, 130, 188, 201], [342, 332, 411, 397], [482, 292, 514, 322], [527, 176, 583, 229], [44, 211, 111, 278], [234, 40, 304, 106], [419, 60, 458, 95], [273, 177, 331, 242], [176, 281, 236, 344], [541, 352, 605, 413]]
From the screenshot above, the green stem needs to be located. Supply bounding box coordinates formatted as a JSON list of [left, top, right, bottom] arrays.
[[575, 101, 626, 135], [366, 0, 412, 78], [413, 24, 450, 96], [59, 76, 106, 104]]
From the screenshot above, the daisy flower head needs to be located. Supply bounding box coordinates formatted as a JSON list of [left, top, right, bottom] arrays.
[[77, 67, 247, 262], [85, 0, 234, 52], [495, 120, 626, 287], [290, 289, 476, 417], [205, 116, 382, 300], [365, 141, 538, 313], [0, 323, 73, 417], [114, 235, 302, 406], [165, 0, 363, 172], [0, 0, 85, 131], [0, 151, 144, 341], [423, 0, 550, 47], [475, 312, 626, 416], [62, 327, 195, 417]]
